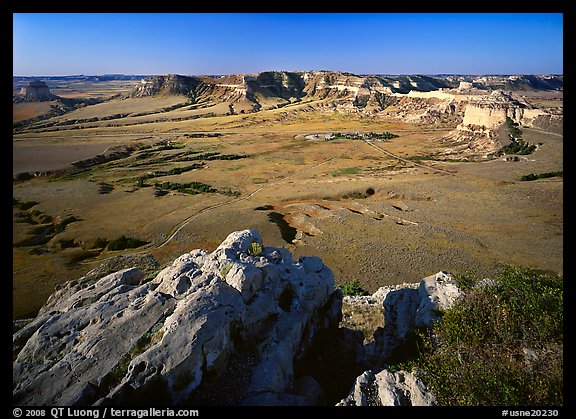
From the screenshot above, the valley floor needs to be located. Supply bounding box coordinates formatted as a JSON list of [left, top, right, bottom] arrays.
[[12, 116, 563, 319]]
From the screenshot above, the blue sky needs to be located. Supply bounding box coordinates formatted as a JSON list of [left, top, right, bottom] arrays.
[[13, 13, 563, 76]]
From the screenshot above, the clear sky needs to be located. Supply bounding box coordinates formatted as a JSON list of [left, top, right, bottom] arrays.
[[13, 13, 563, 76]]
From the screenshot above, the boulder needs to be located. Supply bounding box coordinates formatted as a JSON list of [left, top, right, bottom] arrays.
[[337, 369, 436, 406]]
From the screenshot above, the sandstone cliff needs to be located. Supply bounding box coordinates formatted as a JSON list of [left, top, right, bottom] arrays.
[[438, 90, 561, 160]]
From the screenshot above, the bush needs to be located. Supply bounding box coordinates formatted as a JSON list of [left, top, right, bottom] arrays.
[[500, 138, 536, 155], [247, 242, 263, 256], [340, 279, 369, 296], [414, 266, 563, 405], [107, 235, 148, 251], [520, 171, 563, 181]]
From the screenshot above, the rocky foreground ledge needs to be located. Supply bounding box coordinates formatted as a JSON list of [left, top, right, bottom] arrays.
[[13, 230, 461, 406]]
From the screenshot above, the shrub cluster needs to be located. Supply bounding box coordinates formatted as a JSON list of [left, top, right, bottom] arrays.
[[520, 171, 563, 181], [106, 235, 148, 251], [412, 267, 563, 405], [340, 279, 369, 296]]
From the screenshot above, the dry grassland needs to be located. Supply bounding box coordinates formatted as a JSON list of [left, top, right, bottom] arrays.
[[13, 96, 563, 320]]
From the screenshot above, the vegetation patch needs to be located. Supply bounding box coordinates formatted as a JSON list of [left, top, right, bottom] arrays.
[[54, 216, 80, 234], [330, 131, 399, 141], [155, 141, 186, 151], [183, 133, 222, 138], [175, 152, 249, 162], [330, 167, 359, 177], [500, 138, 537, 155], [498, 117, 538, 156], [506, 116, 523, 139], [520, 171, 563, 181], [341, 188, 373, 200], [66, 249, 100, 266], [406, 266, 563, 406], [340, 279, 369, 296], [247, 242, 263, 257], [107, 235, 149, 251], [87, 237, 109, 249], [220, 263, 233, 279], [14, 172, 34, 182], [138, 163, 205, 183], [13, 199, 39, 210], [153, 181, 218, 195]]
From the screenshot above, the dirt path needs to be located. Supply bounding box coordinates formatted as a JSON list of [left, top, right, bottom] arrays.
[[522, 127, 563, 137], [362, 139, 455, 175], [155, 142, 361, 248], [12, 141, 362, 273]]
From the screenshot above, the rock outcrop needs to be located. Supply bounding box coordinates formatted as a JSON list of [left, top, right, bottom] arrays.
[[13, 230, 339, 406], [438, 90, 560, 160], [337, 272, 461, 406], [127, 72, 455, 114], [16, 81, 58, 102], [337, 369, 436, 406]]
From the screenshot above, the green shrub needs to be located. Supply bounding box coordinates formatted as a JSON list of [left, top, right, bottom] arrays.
[[500, 138, 536, 155], [107, 235, 148, 251], [414, 266, 563, 405], [340, 279, 369, 296], [153, 181, 218, 195], [506, 117, 523, 138], [247, 242, 263, 256], [520, 171, 563, 181]]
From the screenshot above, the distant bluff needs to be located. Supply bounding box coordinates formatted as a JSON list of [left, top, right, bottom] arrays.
[[128, 71, 562, 101], [128, 71, 454, 106], [15, 80, 59, 102], [126, 72, 562, 120]]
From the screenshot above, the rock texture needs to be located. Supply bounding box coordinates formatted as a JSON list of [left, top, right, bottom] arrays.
[[13, 230, 339, 406], [337, 369, 436, 406], [337, 272, 461, 406]]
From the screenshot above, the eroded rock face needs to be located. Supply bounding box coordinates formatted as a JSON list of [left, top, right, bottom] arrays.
[[13, 230, 338, 406], [18, 81, 57, 102], [337, 271, 461, 406]]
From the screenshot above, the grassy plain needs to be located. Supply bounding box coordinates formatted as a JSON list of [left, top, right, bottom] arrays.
[[13, 89, 563, 320]]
